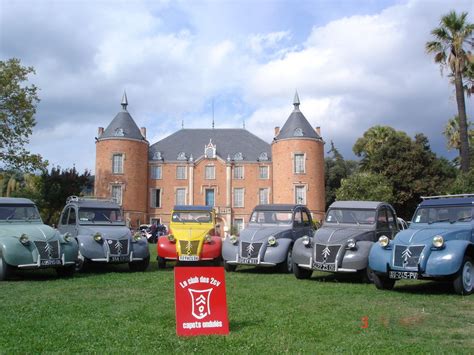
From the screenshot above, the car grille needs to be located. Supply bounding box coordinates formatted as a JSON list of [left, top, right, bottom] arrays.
[[179, 240, 200, 255], [239, 242, 263, 259], [393, 245, 424, 269], [34, 240, 60, 259], [106, 239, 129, 255], [314, 244, 340, 264]]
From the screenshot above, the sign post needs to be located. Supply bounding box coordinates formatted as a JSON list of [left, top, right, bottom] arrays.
[[174, 266, 230, 336]]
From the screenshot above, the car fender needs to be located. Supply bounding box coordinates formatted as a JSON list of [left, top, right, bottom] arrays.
[[341, 241, 373, 270], [130, 237, 150, 258], [425, 240, 472, 276], [157, 236, 178, 259], [368, 242, 392, 273], [76, 234, 106, 259], [0, 236, 34, 266], [292, 237, 312, 266], [264, 238, 292, 264], [201, 237, 222, 259], [222, 237, 238, 261]]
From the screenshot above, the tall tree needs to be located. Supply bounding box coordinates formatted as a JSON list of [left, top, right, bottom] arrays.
[[426, 10, 474, 172], [0, 58, 47, 172], [336, 172, 394, 204]]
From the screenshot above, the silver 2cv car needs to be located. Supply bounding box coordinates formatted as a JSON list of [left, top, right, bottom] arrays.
[[0, 197, 78, 280], [222, 204, 315, 273], [292, 201, 401, 281], [57, 196, 150, 271]]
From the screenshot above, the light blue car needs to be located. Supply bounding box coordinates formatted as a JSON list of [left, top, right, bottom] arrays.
[[369, 194, 474, 295]]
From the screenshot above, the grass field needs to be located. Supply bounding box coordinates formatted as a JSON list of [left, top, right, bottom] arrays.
[[0, 244, 473, 354]]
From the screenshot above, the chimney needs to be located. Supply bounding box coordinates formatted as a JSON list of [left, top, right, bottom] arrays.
[[274, 126, 280, 136], [98, 127, 104, 136], [315, 126, 321, 136], [140, 127, 146, 138]]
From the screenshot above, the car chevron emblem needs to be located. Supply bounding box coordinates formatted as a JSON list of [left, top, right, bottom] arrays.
[[44, 243, 53, 259], [246, 243, 254, 258], [402, 248, 412, 266], [114, 241, 123, 254], [322, 246, 331, 260], [188, 288, 213, 320]]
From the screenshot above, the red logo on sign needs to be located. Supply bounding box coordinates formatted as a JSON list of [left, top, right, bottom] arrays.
[[174, 267, 229, 336]]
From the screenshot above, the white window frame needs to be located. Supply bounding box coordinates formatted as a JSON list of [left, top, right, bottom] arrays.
[[259, 188, 269, 205], [259, 166, 269, 179], [294, 153, 305, 174], [295, 185, 306, 205], [176, 166, 187, 180], [233, 188, 244, 208], [175, 188, 187, 205], [111, 185, 123, 205], [233, 165, 244, 179], [112, 154, 124, 174], [151, 165, 162, 180], [205, 165, 215, 180], [150, 188, 161, 208]]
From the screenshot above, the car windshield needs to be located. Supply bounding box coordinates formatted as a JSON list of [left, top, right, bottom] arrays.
[[78, 207, 124, 224], [0, 204, 42, 222], [325, 208, 376, 225], [412, 206, 473, 224], [249, 211, 292, 225], [172, 211, 211, 223]]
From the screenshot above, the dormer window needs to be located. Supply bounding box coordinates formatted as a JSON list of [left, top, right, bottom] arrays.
[[258, 152, 269, 161], [177, 152, 187, 161], [294, 128, 303, 137], [234, 152, 243, 161], [114, 128, 125, 137], [205, 139, 216, 159], [152, 151, 163, 160]]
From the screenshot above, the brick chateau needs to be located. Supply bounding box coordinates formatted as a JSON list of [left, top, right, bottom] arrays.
[[94, 92, 325, 233]]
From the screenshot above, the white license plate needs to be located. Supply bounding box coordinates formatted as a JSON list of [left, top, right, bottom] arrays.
[[110, 256, 129, 262], [237, 257, 258, 264], [179, 255, 199, 261], [313, 262, 336, 271], [389, 271, 418, 279], [40, 259, 62, 266]]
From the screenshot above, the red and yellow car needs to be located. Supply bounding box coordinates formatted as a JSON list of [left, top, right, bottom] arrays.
[[157, 205, 222, 268]]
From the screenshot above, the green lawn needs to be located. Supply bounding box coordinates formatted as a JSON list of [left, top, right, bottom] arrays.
[[0, 244, 472, 353]]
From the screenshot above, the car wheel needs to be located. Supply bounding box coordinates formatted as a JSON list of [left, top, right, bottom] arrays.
[[0, 255, 12, 281], [56, 265, 75, 277], [129, 256, 150, 272], [359, 267, 375, 283], [372, 272, 396, 290], [224, 261, 237, 272], [453, 256, 473, 295], [293, 263, 312, 279], [157, 256, 166, 269], [213, 257, 223, 267], [76, 249, 91, 272], [278, 246, 293, 273]]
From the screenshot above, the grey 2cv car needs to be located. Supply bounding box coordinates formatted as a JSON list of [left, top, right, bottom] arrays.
[[57, 196, 149, 271], [292, 201, 401, 281], [0, 197, 78, 280], [222, 204, 315, 273]]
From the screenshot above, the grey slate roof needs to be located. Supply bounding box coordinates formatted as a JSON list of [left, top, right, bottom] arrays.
[[99, 110, 146, 141], [149, 129, 271, 162], [275, 99, 321, 141]]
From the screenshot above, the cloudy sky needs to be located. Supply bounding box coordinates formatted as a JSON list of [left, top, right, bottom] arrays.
[[1, 0, 473, 173]]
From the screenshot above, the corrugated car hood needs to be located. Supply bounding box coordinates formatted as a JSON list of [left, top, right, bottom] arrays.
[[79, 225, 131, 239], [239, 225, 288, 242], [0, 223, 58, 241], [314, 226, 372, 244], [395, 225, 472, 245]]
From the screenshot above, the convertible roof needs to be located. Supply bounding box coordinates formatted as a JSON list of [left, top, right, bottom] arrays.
[[0, 197, 35, 205], [330, 201, 385, 209], [253, 204, 304, 211], [173, 205, 213, 212], [420, 197, 474, 207]]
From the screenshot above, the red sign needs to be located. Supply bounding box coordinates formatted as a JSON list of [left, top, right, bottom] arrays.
[[174, 266, 230, 336]]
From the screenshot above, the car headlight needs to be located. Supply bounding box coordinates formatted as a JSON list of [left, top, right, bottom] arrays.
[[19, 234, 30, 245], [302, 235, 311, 247], [267, 236, 277, 246], [133, 232, 142, 241], [347, 239, 356, 249], [432, 235, 444, 248], [168, 234, 175, 243], [93, 232, 103, 242], [63, 233, 72, 243], [229, 235, 238, 245], [378, 235, 389, 248], [204, 234, 212, 243]]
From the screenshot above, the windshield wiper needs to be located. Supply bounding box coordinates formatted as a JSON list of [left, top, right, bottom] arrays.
[[102, 213, 112, 223], [428, 218, 450, 224], [349, 212, 360, 225]]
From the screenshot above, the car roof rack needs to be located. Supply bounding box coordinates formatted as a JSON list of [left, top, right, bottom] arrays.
[[421, 193, 474, 200], [66, 195, 115, 203]]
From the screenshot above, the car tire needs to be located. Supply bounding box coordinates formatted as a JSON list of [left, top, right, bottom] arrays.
[[453, 256, 473, 295], [293, 263, 312, 279], [0, 255, 12, 281], [157, 256, 166, 269], [76, 249, 92, 272], [129, 256, 150, 272], [224, 261, 237, 272], [278, 246, 293, 273], [372, 272, 396, 290], [56, 265, 75, 277], [213, 257, 223, 267], [359, 267, 375, 283]]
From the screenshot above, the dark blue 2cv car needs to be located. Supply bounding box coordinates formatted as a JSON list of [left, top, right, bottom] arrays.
[[369, 194, 474, 295]]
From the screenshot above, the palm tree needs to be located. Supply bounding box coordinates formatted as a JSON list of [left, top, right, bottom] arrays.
[[426, 10, 474, 172]]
